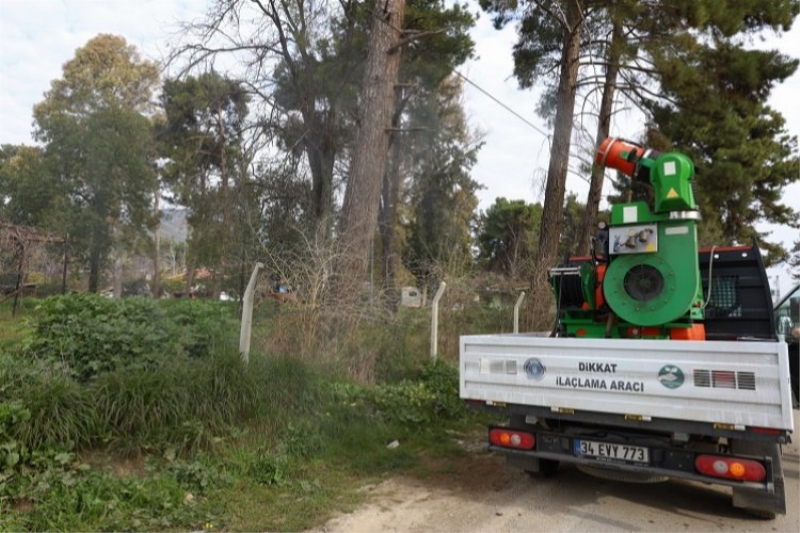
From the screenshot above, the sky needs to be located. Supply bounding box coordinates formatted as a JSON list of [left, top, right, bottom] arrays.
[[0, 0, 798, 296]]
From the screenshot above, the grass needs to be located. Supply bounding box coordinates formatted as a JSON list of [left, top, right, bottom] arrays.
[[0, 294, 499, 532], [214, 456, 366, 531], [0, 299, 34, 346]]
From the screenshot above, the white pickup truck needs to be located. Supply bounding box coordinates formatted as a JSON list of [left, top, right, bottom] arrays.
[[460, 247, 796, 519]]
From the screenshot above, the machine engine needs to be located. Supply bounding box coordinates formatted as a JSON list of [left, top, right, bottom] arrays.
[[552, 138, 706, 339]]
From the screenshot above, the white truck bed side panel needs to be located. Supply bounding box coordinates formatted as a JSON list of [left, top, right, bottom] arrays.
[[460, 335, 794, 431]]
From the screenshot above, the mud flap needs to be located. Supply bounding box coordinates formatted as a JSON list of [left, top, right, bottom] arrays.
[[730, 440, 785, 519], [732, 479, 785, 519]]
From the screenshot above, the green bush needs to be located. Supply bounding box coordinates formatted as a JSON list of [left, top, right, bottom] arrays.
[[11, 373, 101, 450], [2, 349, 326, 459], [370, 363, 464, 427], [167, 456, 232, 495], [24, 294, 237, 381], [329, 359, 464, 429], [372, 309, 431, 383], [248, 452, 289, 486]]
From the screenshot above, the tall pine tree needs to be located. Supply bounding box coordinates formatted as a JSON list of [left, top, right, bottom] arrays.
[[649, 40, 800, 263]]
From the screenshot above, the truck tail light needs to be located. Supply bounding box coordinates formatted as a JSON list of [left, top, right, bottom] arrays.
[[749, 427, 781, 436], [489, 428, 535, 450], [695, 454, 766, 482]]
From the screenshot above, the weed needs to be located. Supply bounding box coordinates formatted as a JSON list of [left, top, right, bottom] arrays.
[[10, 370, 101, 450], [20, 466, 224, 532], [282, 421, 325, 458], [166, 456, 233, 495], [0, 293, 494, 532], [249, 452, 289, 487]]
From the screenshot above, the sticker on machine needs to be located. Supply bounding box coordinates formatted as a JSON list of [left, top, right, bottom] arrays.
[[610, 224, 658, 254]]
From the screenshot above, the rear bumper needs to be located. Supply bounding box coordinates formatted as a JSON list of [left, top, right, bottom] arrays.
[[468, 400, 792, 443], [488, 428, 779, 494]]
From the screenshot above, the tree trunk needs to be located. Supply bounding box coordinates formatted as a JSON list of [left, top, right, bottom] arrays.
[[575, 18, 622, 256], [379, 109, 404, 311], [61, 234, 69, 294], [152, 189, 161, 297], [113, 244, 123, 298], [336, 0, 406, 299], [526, 0, 584, 330], [306, 110, 337, 241], [88, 219, 105, 293]]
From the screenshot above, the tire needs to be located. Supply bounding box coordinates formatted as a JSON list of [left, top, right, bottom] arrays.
[[526, 459, 560, 478], [741, 508, 777, 520], [507, 416, 560, 478]]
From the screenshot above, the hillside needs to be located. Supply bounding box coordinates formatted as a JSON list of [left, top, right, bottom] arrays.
[[159, 208, 188, 243]]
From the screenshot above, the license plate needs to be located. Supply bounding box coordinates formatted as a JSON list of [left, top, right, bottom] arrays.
[[574, 439, 649, 464]]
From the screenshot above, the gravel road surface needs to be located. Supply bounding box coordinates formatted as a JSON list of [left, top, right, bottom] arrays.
[[310, 410, 800, 533]]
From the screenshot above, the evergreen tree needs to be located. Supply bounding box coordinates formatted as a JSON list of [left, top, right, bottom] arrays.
[[648, 41, 800, 263], [0, 145, 55, 228], [159, 72, 250, 293], [402, 76, 482, 291], [32, 35, 159, 293], [788, 240, 800, 281], [336, 0, 407, 299], [476, 198, 541, 278]]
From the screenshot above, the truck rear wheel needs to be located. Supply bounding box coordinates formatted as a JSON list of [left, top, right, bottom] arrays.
[[507, 415, 560, 478], [526, 458, 560, 478], [506, 455, 560, 478], [730, 439, 784, 519]]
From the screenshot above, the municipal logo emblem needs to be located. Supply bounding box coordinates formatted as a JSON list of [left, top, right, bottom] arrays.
[[524, 358, 546, 381], [658, 365, 685, 389]]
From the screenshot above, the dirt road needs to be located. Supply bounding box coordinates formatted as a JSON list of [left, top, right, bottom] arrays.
[[311, 411, 800, 533]]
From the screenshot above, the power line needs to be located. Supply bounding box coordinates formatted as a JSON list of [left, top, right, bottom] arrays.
[[453, 70, 551, 140], [368, 11, 551, 141]]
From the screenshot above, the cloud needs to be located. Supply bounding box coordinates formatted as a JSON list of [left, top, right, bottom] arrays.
[[0, 0, 199, 144]]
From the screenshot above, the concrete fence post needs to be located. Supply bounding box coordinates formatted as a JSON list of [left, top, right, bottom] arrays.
[[514, 291, 526, 334], [240, 262, 264, 363], [430, 281, 447, 360]]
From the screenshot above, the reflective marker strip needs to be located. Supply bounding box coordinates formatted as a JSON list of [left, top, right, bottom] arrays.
[[665, 226, 689, 235], [623, 206, 638, 223]]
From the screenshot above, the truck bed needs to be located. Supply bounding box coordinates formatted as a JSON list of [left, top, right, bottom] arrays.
[[460, 334, 794, 432]]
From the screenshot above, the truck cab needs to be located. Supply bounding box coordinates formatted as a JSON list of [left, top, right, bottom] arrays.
[[775, 283, 799, 405]]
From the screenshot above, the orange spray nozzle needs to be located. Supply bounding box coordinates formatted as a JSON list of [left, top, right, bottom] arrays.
[[595, 137, 646, 178]]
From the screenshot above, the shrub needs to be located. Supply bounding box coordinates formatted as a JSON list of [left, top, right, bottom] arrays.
[[159, 298, 238, 359], [24, 294, 237, 381], [3, 349, 329, 459], [329, 359, 465, 429], [11, 374, 101, 450]]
